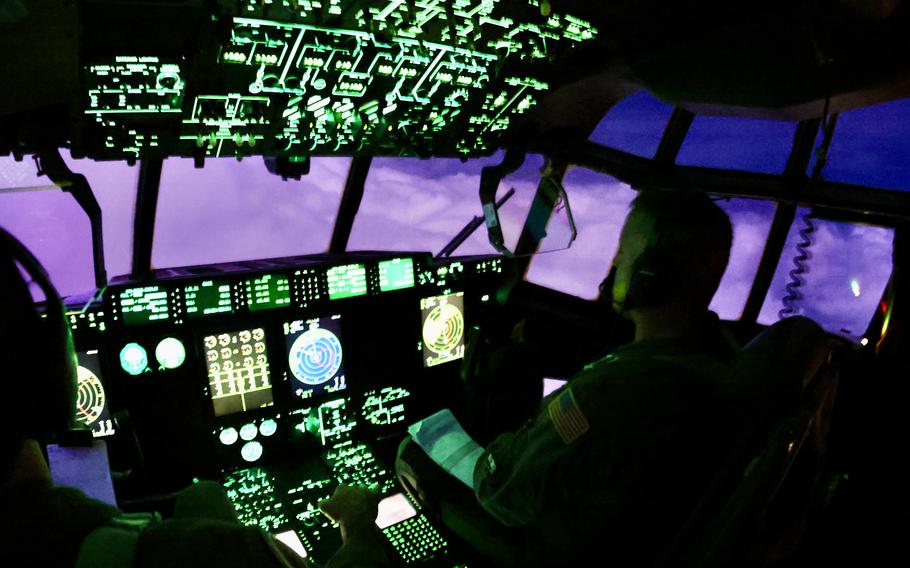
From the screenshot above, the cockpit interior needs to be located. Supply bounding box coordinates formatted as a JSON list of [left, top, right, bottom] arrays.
[[3, 1, 910, 565]]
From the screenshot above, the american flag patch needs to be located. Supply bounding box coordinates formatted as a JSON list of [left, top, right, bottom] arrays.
[[547, 388, 589, 445]]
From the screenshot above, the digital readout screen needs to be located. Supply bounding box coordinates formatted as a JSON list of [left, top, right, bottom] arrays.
[[327, 264, 367, 300], [119, 286, 170, 325], [378, 258, 415, 292], [185, 280, 233, 318], [245, 274, 291, 312]]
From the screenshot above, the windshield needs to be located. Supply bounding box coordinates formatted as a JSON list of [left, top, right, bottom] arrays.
[[152, 157, 350, 268]]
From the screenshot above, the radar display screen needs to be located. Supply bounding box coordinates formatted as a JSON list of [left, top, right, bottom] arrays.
[[119, 286, 170, 325], [75, 350, 115, 438], [378, 258, 415, 292], [204, 328, 273, 417], [327, 264, 367, 300], [420, 292, 466, 368], [245, 274, 291, 312], [185, 280, 234, 318], [283, 315, 346, 400]]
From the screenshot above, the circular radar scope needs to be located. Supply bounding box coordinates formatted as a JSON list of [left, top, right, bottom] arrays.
[[422, 303, 464, 355], [288, 327, 343, 386], [75, 365, 105, 426]]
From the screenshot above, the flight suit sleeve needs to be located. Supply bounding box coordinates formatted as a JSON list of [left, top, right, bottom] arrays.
[[473, 386, 590, 527]]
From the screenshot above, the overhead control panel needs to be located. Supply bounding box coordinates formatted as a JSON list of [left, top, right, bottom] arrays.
[[78, 0, 597, 159]]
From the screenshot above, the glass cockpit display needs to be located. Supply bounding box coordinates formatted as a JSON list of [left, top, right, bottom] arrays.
[[185, 279, 234, 318], [378, 258, 415, 292], [326, 264, 367, 300], [204, 328, 273, 417], [420, 292, 465, 367], [119, 286, 170, 325], [75, 350, 115, 437], [284, 315, 346, 400], [244, 274, 291, 312]]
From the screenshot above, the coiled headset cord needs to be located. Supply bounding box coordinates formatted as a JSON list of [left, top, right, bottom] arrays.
[[779, 93, 838, 319]]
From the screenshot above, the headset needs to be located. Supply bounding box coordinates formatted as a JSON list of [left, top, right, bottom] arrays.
[[612, 191, 713, 312], [0, 225, 77, 450]]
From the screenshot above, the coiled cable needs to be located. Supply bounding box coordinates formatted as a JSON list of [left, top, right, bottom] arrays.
[[779, 213, 816, 319]]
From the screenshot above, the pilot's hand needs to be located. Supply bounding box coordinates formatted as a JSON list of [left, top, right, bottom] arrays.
[[318, 484, 382, 540]]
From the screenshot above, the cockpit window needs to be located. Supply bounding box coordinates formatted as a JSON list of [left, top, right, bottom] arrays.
[[347, 153, 542, 256], [676, 116, 796, 174], [0, 155, 138, 297], [822, 98, 910, 191], [525, 167, 635, 299], [757, 209, 894, 341], [152, 157, 349, 268], [588, 91, 675, 158], [709, 198, 777, 319]]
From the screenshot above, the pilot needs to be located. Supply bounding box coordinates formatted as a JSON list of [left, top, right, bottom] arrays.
[[0, 226, 388, 568], [399, 189, 738, 566]]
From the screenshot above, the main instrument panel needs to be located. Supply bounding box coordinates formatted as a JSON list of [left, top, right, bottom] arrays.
[[65, 251, 507, 565]]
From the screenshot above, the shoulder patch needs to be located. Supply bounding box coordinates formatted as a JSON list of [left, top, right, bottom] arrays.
[[547, 387, 590, 445]]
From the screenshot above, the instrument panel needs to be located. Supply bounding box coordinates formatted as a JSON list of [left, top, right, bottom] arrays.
[[77, 0, 598, 160], [65, 251, 506, 564]]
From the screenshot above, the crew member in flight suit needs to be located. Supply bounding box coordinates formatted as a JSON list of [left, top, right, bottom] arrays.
[[400, 189, 739, 566], [0, 226, 389, 568]]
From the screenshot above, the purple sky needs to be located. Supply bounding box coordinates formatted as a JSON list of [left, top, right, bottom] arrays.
[[0, 92, 900, 341]]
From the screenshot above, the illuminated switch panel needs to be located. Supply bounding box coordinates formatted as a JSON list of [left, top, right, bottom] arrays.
[[293, 268, 326, 308], [382, 514, 448, 564], [323, 441, 396, 494], [223, 467, 289, 532], [79, 2, 597, 159], [84, 57, 184, 157]]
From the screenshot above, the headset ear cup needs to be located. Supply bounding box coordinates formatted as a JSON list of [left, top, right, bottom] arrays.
[[625, 248, 678, 310], [0, 228, 77, 443]]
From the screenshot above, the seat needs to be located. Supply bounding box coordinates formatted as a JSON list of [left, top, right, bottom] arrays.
[[657, 316, 840, 567]]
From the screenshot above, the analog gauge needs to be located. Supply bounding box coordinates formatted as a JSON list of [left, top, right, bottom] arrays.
[[219, 427, 239, 446], [241, 441, 263, 462], [155, 337, 186, 369], [119, 343, 148, 376], [239, 423, 258, 441], [259, 419, 278, 437]]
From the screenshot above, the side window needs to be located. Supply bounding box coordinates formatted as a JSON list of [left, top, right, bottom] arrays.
[[0, 154, 138, 296], [709, 198, 777, 320], [588, 91, 674, 158], [676, 117, 796, 174], [525, 167, 635, 299], [823, 98, 910, 191], [758, 209, 894, 341]]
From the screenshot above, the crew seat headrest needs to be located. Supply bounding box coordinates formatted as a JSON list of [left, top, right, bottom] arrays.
[[725, 316, 832, 416]]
